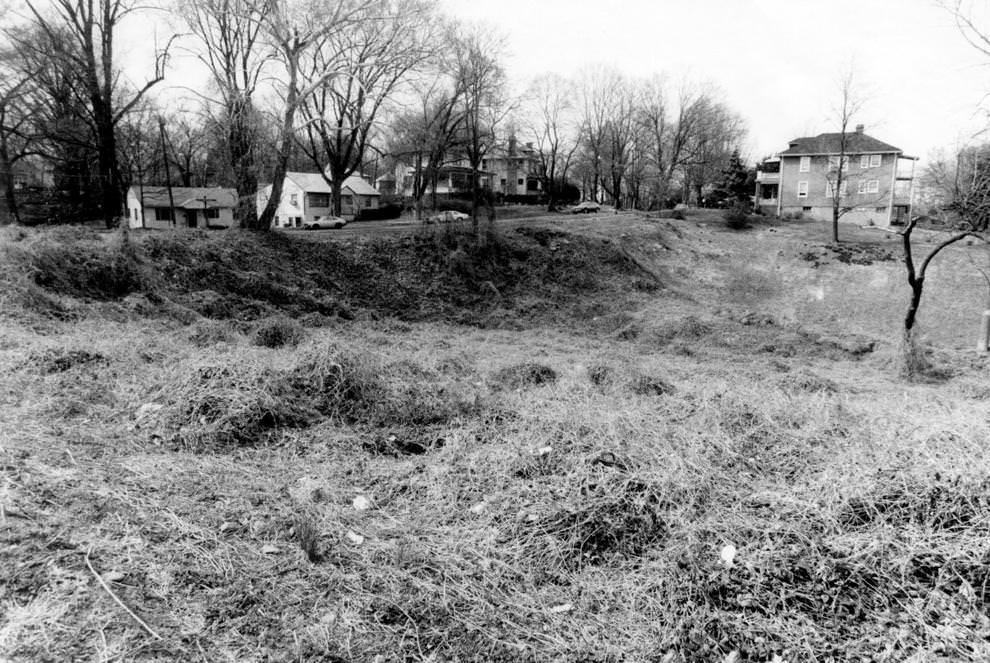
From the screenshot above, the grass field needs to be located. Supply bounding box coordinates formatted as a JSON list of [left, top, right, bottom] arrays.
[[3, 211, 990, 662]]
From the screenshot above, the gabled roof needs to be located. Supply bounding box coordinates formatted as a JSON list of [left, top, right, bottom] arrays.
[[286, 172, 332, 193], [342, 175, 380, 196], [131, 186, 237, 209], [779, 132, 901, 156], [285, 172, 380, 196]]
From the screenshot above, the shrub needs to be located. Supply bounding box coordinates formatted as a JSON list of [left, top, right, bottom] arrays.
[[188, 320, 240, 347], [629, 373, 675, 396], [251, 316, 306, 348], [724, 202, 752, 230], [658, 209, 685, 220], [354, 204, 403, 222], [490, 362, 558, 390]]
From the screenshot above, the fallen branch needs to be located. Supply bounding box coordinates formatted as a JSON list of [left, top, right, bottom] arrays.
[[84, 547, 163, 641]]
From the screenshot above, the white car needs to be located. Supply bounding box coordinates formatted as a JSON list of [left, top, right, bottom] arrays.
[[302, 216, 347, 230], [425, 210, 470, 224]]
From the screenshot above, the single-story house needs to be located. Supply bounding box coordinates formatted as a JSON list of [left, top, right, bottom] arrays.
[[125, 186, 237, 229], [256, 172, 381, 228]]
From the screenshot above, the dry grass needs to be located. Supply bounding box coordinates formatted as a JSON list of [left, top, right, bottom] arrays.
[[4, 219, 990, 660]]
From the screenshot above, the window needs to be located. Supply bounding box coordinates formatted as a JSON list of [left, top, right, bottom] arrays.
[[870, 154, 881, 168], [858, 180, 867, 194], [875, 206, 887, 213], [290, 193, 298, 207], [797, 181, 808, 198], [826, 180, 847, 197], [500, 178, 506, 186], [802, 206, 812, 212], [154, 207, 173, 221], [867, 180, 879, 194], [204, 208, 219, 219], [860, 155, 870, 169], [364, 198, 372, 207], [828, 156, 849, 171], [342, 195, 353, 207], [517, 178, 524, 186], [481, 159, 487, 169], [799, 156, 810, 172], [307, 193, 330, 208]]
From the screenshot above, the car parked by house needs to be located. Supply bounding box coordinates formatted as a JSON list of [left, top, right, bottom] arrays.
[[571, 201, 601, 214], [302, 216, 347, 230], [425, 210, 470, 224]]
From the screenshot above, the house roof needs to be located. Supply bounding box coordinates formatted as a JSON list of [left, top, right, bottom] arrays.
[[286, 172, 332, 193], [342, 175, 380, 196], [132, 186, 237, 209], [779, 132, 901, 156], [285, 172, 380, 196]]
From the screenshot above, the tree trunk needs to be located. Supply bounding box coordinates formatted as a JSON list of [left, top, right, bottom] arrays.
[[255, 63, 299, 231], [832, 205, 840, 243], [904, 276, 924, 334], [96, 111, 122, 227], [0, 143, 20, 225]]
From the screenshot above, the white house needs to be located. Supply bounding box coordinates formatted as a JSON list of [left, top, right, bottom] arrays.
[[125, 186, 237, 229], [256, 172, 381, 228]]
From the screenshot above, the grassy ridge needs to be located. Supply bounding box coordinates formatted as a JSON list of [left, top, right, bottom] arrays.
[[3, 217, 990, 661]]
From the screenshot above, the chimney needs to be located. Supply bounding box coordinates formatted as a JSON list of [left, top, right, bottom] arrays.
[[855, 124, 864, 134]]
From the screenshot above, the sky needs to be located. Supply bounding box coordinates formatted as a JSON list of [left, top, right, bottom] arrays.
[[439, 0, 990, 164], [92, 0, 990, 167]]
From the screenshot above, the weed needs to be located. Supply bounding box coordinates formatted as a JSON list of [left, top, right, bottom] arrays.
[[188, 320, 240, 347], [629, 373, 675, 396], [292, 513, 322, 562], [251, 316, 306, 348], [28, 348, 107, 374], [490, 362, 558, 390]]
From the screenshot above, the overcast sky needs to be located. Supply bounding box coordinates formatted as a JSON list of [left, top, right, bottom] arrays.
[[441, 0, 990, 164]]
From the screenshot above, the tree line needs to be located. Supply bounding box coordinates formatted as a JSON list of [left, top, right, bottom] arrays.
[[0, 0, 749, 229]]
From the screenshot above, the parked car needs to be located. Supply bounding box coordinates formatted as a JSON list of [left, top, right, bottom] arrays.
[[302, 216, 347, 230], [425, 210, 470, 224], [571, 201, 601, 214]]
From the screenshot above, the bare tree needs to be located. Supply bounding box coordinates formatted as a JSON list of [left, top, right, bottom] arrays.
[[524, 73, 578, 212], [253, 0, 366, 230], [297, 0, 436, 217], [576, 65, 620, 203], [0, 49, 42, 224], [23, 0, 173, 227], [452, 25, 510, 227], [180, 0, 270, 227], [388, 73, 466, 219], [637, 77, 711, 209], [822, 66, 867, 243]]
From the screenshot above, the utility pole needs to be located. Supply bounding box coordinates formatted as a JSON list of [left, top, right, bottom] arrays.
[[158, 117, 176, 227]]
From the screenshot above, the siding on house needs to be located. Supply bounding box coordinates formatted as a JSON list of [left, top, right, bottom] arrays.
[[126, 186, 237, 229]]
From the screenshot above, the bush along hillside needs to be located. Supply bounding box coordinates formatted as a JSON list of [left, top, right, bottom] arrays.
[[0, 224, 649, 329], [4, 218, 990, 661]]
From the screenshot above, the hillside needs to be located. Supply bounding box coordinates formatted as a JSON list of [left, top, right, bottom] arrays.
[[3, 214, 990, 662]]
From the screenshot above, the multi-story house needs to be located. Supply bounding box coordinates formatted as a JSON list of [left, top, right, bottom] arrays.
[[387, 135, 543, 201], [756, 125, 916, 225]]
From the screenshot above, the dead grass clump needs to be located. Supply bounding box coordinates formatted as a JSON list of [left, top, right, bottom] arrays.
[[646, 315, 713, 348], [628, 373, 675, 396], [838, 476, 990, 531], [158, 364, 312, 450], [586, 363, 614, 387], [779, 370, 838, 394], [250, 316, 306, 348], [28, 348, 107, 374], [188, 320, 241, 347], [291, 513, 323, 563], [490, 362, 557, 390], [529, 475, 687, 568], [899, 332, 954, 382], [282, 342, 381, 421]]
